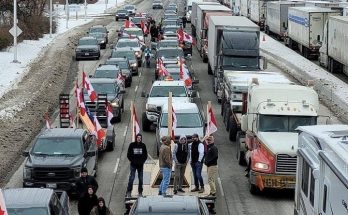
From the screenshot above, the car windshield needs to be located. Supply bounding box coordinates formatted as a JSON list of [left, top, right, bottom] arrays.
[[125, 5, 135, 9], [124, 29, 143, 37], [165, 14, 177, 19], [161, 113, 202, 128], [163, 26, 179, 33], [94, 69, 119, 79], [32, 137, 82, 156], [132, 17, 145, 23], [157, 49, 184, 58], [8, 207, 49, 215], [79, 38, 97, 46], [89, 33, 104, 39], [159, 41, 178, 48], [117, 41, 139, 48], [258, 115, 317, 132], [112, 50, 136, 60], [223, 56, 259, 70], [91, 82, 117, 94], [90, 27, 106, 34], [107, 60, 129, 69], [163, 20, 177, 26], [150, 86, 187, 97], [118, 9, 128, 13]]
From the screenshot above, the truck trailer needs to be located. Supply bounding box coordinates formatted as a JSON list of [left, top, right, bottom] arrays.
[[240, 0, 250, 18], [249, 0, 273, 30], [191, 1, 220, 38], [319, 16, 348, 75], [287, 7, 340, 59]]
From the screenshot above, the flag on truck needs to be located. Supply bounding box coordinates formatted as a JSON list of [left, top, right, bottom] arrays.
[[140, 20, 148, 34], [69, 112, 76, 128], [179, 58, 192, 87], [124, 20, 136, 28], [44, 113, 52, 129], [82, 72, 97, 102], [131, 102, 140, 142], [75, 82, 87, 116], [206, 103, 217, 136], [93, 115, 106, 147], [0, 189, 8, 215], [158, 58, 170, 77], [107, 103, 114, 127], [177, 28, 195, 45]]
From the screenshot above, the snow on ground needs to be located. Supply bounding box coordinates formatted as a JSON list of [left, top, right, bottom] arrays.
[[0, 0, 125, 99], [260, 32, 348, 121]]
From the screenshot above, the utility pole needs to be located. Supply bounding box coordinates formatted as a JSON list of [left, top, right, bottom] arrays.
[[84, 0, 87, 21], [12, 0, 20, 63], [49, 0, 53, 37], [66, 0, 69, 28]]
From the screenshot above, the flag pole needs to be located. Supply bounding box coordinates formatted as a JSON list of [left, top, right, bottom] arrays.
[[168, 92, 173, 137], [130, 101, 135, 142], [75, 80, 79, 128]]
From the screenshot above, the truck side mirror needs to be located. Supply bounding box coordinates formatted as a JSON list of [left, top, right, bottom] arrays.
[[22, 150, 30, 157], [86, 150, 96, 157], [119, 90, 126, 94], [241, 115, 248, 132], [141, 91, 146, 97]]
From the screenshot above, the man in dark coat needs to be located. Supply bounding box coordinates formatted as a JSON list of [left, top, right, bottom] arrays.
[[76, 167, 99, 199], [77, 185, 98, 215], [126, 133, 148, 197]]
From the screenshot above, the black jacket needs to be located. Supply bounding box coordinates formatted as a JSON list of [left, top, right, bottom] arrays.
[[77, 193, 98, 215], [127, 141, 148, 167], [76, 175, 99, 198], [204, 144, 218, 167]]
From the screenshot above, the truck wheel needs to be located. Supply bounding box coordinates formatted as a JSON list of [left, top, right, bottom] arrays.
[[203, 56, 208, 63], [142, 112, 151, 131], [226, 109, 232, 131], [220, 99, 225, 116], [229, 117, 238, 141], [116, 112, 122, 122], [207, 63, 212, 75], [236, 131, 246, 165], [106, 133, 115, 152], [249, 177, 259, 195]]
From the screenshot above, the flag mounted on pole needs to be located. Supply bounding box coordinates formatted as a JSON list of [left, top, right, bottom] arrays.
[[107, 103, 114, 127], [69, 112, 76, 128], [93, 115, 106, 147], [44, 112, 52, 129], [0, 189, 8, 215], [124, 20, 136, 28], [206, 101, 217, 136], [130, 101, 140, 142], [82, 72, 97, 102], [75, 82, 87, 116]]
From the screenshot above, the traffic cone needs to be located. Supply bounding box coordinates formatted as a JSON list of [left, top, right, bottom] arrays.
[[262, 35, 266, 42]]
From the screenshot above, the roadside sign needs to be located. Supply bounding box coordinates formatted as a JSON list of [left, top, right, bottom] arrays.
[[9, 26, 22, 37], [69, 4, 81, 12]]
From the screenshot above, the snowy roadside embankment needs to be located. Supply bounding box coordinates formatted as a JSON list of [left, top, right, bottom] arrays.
[[260, 32, 348, 122]]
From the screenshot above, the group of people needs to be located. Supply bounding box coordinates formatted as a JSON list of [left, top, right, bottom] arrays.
[[148, 16, 188, 42], [77, 168, 113, 215], [126, 133, 219, 198]]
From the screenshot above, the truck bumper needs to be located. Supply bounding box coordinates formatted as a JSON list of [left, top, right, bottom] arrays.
[[146, 111, 159, 122], [23, 180, 77, 192], [249, 170, 296, 190]]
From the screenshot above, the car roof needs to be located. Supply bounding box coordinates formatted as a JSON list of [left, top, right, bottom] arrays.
[[89, 78, 117, 84], [80, 36, 97, 40], [136, 195, 199, 213], [90, 25, 106, 29], [118, 38, 139, 42], [158, 47, 183, 51], [152, 80, 186, 86], [124, 27, 142, 31], [96, 64, 119, 70], [114, 47, 134, 51], [39, 128, 86, 138], [107, 57, 129, 62], [4, 188, 54, 208]]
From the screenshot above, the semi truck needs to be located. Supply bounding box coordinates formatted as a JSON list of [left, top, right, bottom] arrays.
[[249, 0, 273, 30], [185, 0, 204, 23], [240, 0, 250, 18], [265, 1, 305, 40], [191, 1, 219, 38], [305, 1, 339, 8], [294, 125, 348, 215], [287, 7, 340, 59], [207, 16, 260, 101], [238, 79, 319, 194], [319, 16, 348, 75]]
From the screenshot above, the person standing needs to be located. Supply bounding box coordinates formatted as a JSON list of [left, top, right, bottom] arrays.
[[77, 186, 98, 215], [159, 136, 172, 196], [126, 133, 148, 197], [90, 197, 113, 215], [204, 136, 219, 197], [173, 136, 189, 194], [76, 167, 99, 199], [182, 16, 187, 28], [189, 133, 205, 193]]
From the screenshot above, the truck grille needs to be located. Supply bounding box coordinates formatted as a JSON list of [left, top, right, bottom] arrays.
[[33, 167, 74, 181], [276, 154, 297, 174]]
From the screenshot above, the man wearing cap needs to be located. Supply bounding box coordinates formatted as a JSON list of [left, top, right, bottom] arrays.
[[126, 133, 148, 197], [189, 133, 205, 193], [172, 135, 189, 194], [204, 135, 218, 197], [76, 167, 99, 199]]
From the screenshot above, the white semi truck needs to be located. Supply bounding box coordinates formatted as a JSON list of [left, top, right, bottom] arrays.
[[190, 1, 219, 38], [249, 0, 273, 30], [319, 16, 348, 75], [240, 0, 250, 18], [287, 7, 340, 59], [294, 125, 348, 215], [239, 79, 319, 194]]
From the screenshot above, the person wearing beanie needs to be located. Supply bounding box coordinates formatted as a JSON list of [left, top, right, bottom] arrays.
[[173, 135, 189, 194], [189, 133, 205, 193], [204, 135, 218, 198], [76, 167, 99, 199], [158, 136, 172, 196], [90, 197, 113, 215], [126, 133, 148, 197], [77, 185, 98, 215]]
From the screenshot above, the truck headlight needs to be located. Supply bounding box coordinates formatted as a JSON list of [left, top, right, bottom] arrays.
[[146, 104, 157, 111], [100, 40, 105, 44], [254, 162, 269, 170], [23, 167, 32, 179], [111, 99, 120, 107], [73, 167, 81, 178], [131, 63, 137, 68]]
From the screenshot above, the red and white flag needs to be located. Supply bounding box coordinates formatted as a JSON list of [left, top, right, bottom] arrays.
[[131, 103, 140, 142], [69, 113, 76, 128], [107, 103, 114, 127], [177, 28, 184, 42], [93, 115, 106, 147], [124, 20, 136, 28], [206, 105, 218, 135], [75, 82, 87, 116], [183, 31, 195, 45], [44, 113, 52, 129], [171, 106, 177, 139], [179, 58, 192, 87], [82, 72, 97, 102], [0, 189, 8, 215], [158, 59, 170, 77], [140, 20, 148, 34]]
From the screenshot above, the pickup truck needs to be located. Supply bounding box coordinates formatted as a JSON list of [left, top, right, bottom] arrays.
[[3, 188, 69, 215]]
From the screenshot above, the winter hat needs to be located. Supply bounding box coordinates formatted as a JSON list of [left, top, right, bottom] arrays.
[[192, 133, 199, 138], [98, 197, 106, 205], [81, 167, 88, 173], [179, 135, 187, 143]]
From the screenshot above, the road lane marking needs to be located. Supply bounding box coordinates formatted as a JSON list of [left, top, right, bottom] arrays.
[[218, 177, 225, 196], [113, 158, 120, 174], [139, 72, 142, 77], [135, 85, 138, 92], [123, 126, 128, 136], [197, 91, 200, 98]]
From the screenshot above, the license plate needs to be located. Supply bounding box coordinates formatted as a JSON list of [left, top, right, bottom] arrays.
[[85, 53, 90, 56], [262, 176, 295, 188], [46, 183, 57, 189]]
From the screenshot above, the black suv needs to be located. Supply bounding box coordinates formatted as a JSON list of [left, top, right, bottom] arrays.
[[22, 128, 98, 193]]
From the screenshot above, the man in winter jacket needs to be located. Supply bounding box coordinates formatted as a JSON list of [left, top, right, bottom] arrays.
[[159, 136, 172, 196], [78, 185, 98, 215], [76, 167, 99, 199], [189, 133, 205, 193], [126, 133, 148, 197], [173, 135, 189, 194], [204, 135, 218, 197]]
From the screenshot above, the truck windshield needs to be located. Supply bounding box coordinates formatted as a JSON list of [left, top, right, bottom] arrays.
[[258, 115, 317, 132], [150, 86, 187, 97], [160, 113, 203, 128], [32, 137, 83, 156], [8, 208, 49, 215], [91, 83, 117, 94], [223, 56, 259, 70]]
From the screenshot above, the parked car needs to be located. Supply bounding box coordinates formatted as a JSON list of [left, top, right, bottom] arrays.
[[152, 0, 163, 9], [131, 16, 147, 28], [93, 64, 122, 84], [106, 57, 133, 87], [122, 27, 145, 44], [152, 39, 179, 51], [162, 19, 180, 27], [116, 38, 143, 67], [111, 47, 139, 75], [89, 25, 108, 45], [115, 9, 129, 21], [124, 5, 136, 16], [75, 36, 100, 60]]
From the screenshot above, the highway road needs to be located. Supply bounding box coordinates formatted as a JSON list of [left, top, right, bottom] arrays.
[[4, 0, 341, 214]]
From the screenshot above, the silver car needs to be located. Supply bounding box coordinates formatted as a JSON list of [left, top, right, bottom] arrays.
[[75, 37, 100, 60]]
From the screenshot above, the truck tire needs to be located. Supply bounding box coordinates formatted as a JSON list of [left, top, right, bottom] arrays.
[[236, 131, 246, 165], [229, 116, 238, 141], [249, 177, 260, 195], [106, 133, 115, 152], [142, 112, 151, 131], [223, 105, 230, 126], [115, 111, 122, 122], [203, 56, 208, 63], [207, 63, 212, 75]]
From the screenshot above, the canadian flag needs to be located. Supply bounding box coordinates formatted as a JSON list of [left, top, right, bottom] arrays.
[[158, 59, 170, 77], [131, 103, 140, 142], [140, 20, 148, 34], [177, 28, 184, 42], [82, 72, 97, 102], [171, 106, 177, 139], [206, 105, 218, 135], [183, 31, 195, 45], [107, 103, 114, 127], [124, 20, 136, 28], [75, 82, 87, 116], [93, 115, 106, 147], [0, 189, 8, 215], [179, 58, 192, 87], [44, 113, 52, 129], [69, 113, 76, 128]]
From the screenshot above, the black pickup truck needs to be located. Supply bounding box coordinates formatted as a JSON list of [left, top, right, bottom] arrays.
[[22, 128, 98, 194]]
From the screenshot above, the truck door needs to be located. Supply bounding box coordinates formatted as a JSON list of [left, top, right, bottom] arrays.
[[298, 158, 315, 215], [85, 135, 97, 174], [49, 194, 63, 215]]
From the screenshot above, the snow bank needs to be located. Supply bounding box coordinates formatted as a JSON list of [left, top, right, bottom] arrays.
[[260, 32, 348, 122]]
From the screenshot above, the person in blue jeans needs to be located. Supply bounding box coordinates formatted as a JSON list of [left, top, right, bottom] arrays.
[[189, 133, 205, 193], [126, 133, 148, 197], [159, 136, 173, 196]]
